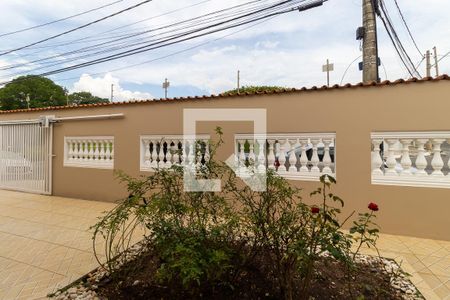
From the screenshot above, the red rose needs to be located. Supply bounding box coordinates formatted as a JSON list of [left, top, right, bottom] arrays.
[[311, 207, 320, 214], [368, 202, 379, 211]]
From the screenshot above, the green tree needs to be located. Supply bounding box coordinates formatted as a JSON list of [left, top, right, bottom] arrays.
[[68, 91, 109, 105], [221, 85, 289, 96], [0, 75, 66, 110]]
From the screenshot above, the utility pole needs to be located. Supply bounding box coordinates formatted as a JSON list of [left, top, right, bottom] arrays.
[[162, 78, 170, 98], [362, 0, 379, 83], [322, 59, 334, 87], [433, 46, 439, 77], [237, 70, 240, 93], [110, 84, 114, 102], [425, 50, 431, 78]]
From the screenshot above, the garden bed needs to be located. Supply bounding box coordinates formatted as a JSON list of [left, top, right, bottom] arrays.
[[51, 242, 423, 300]]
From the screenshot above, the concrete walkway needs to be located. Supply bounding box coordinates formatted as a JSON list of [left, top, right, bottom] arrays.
[[0, 190, 448, 299]]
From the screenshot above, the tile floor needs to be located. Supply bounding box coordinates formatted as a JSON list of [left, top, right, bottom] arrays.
[[0, 190, 118, 300], [0, 190, 448, 299], [359, 233, 450, 299]]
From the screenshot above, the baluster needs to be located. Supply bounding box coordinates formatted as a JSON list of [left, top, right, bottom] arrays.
[[278, 139, 287, 173], [187, 140, 195, 169], [72, 140, 78, 161], [203, 139, 210, 164], [399, 139, 413, 176], [79, 140, 84, 161], [165, 142, 172, 168], [248, 140, 256, 164], [385, 139, 399, 176], [75, 140, 81, 161], [157, 141, 165, 168], [196, 141, 203, 169], [172, 140, 180, 165], [310, 139, 321, 174], [149, 140, 158, 168], [104, 140, 110, 162], [322, 138, 333, 175], [415, 139, 428, 176], [299, 138, 309, 173], [82, 140, 89, 161], [78, 140, 84, 161], [257, 139, 266, 172], [288, 138, 298, 173], [87, 140, 94, 161], [67, 140, 74, 160], [109, 139, 114, 162], [431, 138, 445, 177], [267, 139, 276, 170], [143, 140, 151, 165], [371, 139, 384, 176], [150, 141, 157, 168], [238, 140, 246, 168], [93, 140, 100, 161], [98, 140, 105, 162]]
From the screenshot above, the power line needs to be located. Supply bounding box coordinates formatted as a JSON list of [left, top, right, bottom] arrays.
[[393, 0, 422, 56], [5, 0, 214, 54], [35, 0, 319, 78], [0, 0, 273, 72], [378, 0, 421, 78], [340, 55, 362, 85], [0, 0, 280, 78], [53, 14, 282, 83], [0, 0, 124, 38], [0, 0, 325, 83], [0, 0, 154, 56], [433, 50, 450, 65]]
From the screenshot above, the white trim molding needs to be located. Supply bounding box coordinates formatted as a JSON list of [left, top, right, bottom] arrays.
[[235, 132, 336, 181], [371, 131, 450, 188], [64, 136, 114, 169]]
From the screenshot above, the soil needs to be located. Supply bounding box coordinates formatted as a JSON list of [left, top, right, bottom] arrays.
[[93, 246, 411, 300]]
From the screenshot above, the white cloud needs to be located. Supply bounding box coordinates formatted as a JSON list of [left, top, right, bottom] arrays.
[[71, 73, 153, 101], [255, 41, 280, 49], [0, 0, 449, 95]]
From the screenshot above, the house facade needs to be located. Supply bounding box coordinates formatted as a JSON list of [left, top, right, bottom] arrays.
[[0, 76, 449, 241]]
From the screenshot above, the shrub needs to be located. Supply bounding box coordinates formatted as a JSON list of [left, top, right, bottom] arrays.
[[92, 129, 380, 299]]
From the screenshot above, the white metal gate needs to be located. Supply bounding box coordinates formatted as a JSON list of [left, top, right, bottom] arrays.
[[0, 120, 53, 194]]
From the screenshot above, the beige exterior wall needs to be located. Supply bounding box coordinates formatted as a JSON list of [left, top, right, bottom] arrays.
[[1, 80, 450, 241]]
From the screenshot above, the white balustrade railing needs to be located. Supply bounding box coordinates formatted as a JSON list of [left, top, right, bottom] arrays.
[[140, 135, 210, 171], [371, 131, 450, 188], [235, 133, 336, 181], [64, 136, 114, 169]]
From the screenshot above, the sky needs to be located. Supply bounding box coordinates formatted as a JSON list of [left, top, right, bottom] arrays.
[[0, 0, 448, 101]]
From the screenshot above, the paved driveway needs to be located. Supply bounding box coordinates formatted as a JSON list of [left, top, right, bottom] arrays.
[[0, 190, 115, 299], [0, 190, 448, 299]]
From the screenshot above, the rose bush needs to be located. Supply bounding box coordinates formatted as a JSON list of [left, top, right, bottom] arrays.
[[92, 129, 381, 300]]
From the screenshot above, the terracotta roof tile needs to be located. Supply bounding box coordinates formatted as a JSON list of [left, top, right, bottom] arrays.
[[0, 75, 449, 115]]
